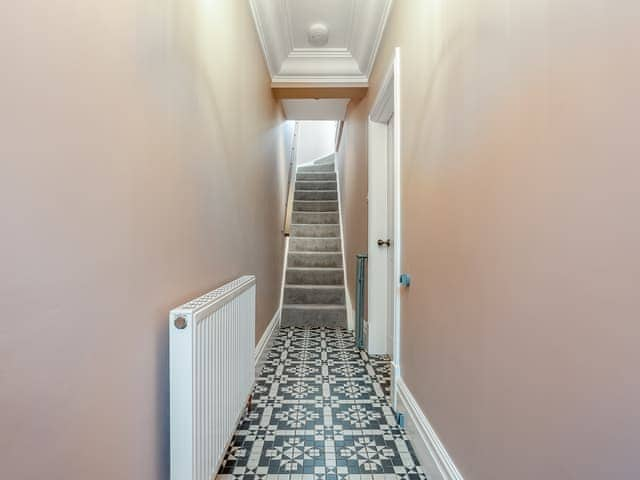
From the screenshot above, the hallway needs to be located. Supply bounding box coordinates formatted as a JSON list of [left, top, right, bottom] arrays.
[[4, 1, 640, 479], [218, 327, 425, 479]]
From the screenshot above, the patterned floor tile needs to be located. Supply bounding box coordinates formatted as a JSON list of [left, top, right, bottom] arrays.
[[218, 327, 426, 479]]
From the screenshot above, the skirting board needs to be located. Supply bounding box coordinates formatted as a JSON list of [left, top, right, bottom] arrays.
[[346, 292, 355, 331], [396, 377, 464, 480], [255, 308, 281, 368]]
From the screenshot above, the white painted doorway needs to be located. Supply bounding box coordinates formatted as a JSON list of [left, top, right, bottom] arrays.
[[385, 114, 395, 356], [367, 49, 401, 407]]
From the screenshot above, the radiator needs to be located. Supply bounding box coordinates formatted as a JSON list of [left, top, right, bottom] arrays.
[[170, 275, 256, 480]]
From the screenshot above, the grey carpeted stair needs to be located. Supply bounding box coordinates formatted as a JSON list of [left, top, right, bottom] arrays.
[[282, 155, 347, 328], [293, 200, 338, 212], [295, 180, 338, 191], [288, 252, 342, 268], [296, 172, 336, 181], [294, 190, 338, 201], [292, 211, 339, 224], [286, 268, 344, 285], [284, 285, 345, 304], [297, 162, 334, 173], [281, 305, 346, 328], [289, 237, 341, 252], [290, 224, 340, 237]]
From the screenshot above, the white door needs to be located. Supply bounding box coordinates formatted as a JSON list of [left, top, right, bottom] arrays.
[[367, 116, 394, 357], [386, 115, 395, 356], [368, 48, 401, 408]]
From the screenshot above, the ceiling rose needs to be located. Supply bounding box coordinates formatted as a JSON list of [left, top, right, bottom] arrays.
[[249, 0, 393, 85], [307, 23, 329, 47]]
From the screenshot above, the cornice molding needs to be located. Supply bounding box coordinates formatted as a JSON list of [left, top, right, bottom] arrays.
[[250, 0, 392, 86]]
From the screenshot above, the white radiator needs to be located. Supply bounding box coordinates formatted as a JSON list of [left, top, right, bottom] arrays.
[[170, 275, 256, 480]]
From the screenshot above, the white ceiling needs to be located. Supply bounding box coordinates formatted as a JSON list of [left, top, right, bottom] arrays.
[[249, 0, 393, 86], [281, 99, 350, 120], [288, 0, 353, 48]]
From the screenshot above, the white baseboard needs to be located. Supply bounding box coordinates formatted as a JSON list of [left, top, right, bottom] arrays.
[[396, 377, 464, 480], [345, 290, 355, 331], [255, 308, 280, 368], [334, 154, 354, 331]]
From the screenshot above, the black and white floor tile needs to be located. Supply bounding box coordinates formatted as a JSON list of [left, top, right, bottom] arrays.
[[218, 327, 426, 480]]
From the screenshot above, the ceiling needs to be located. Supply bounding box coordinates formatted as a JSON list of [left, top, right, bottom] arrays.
[[281, 98, 350, 120], [249, 0, 393, 87]]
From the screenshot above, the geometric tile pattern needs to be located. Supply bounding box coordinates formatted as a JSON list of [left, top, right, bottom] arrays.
[[218, 327, 427, 480]]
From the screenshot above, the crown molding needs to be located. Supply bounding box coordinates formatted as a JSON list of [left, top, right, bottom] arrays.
[[250, 0, 392, 86], [249, 0, 289, 76], [289, 48, 351, 58], [364, 0, 394, 76], [349, 0, 394, 77]]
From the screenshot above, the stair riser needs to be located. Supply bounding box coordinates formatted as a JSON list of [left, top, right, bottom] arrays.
[[281, 307, 347, 328], [289, 238, 341, 252], [295, 190, 337, 201], [298, 163, 334, 173], [288, 253, 342, 268], [296, 172, 336, 181], [284, 287, 345, 305], [286, 269, 344, 285], [296, 181, 337, 191], [290, 224, 340, 237], [293, 201, 338, 212], [293, 212, 339, 224]]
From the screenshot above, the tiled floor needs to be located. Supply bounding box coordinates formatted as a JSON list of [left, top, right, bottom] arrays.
[[218, 327, 427, 480]]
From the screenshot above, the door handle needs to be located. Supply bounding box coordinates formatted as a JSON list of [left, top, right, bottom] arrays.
[[377, 239, 391, 247]]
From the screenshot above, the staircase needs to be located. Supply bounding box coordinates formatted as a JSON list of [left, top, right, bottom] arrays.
[[282, 156, 347, 328]]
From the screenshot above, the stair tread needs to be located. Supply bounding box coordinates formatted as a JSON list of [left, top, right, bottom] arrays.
[[292, 223, 340, 226], [287, 267, 343, 270], [292, 211, 338, 214], [285, 284, 345, 289], [289, 251, 342, 254], [282, 304, 346, 309]]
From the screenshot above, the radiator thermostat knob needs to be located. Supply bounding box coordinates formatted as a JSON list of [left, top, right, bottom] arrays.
[[399, 273, 411, 287]]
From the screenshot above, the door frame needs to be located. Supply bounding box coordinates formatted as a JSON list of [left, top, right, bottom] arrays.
[[368, 48, 401, 407]]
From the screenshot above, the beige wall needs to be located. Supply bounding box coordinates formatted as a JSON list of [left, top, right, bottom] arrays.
[[273, 87, 368, 100], [0, 1, 287, 479], [336, 101, 369, 309], [339, 0, 640, 478]]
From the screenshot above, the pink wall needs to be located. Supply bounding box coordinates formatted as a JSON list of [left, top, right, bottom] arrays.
[[336, 101, 369, 313], [339, 0, 640, 478], [0, 1, 287, 478]]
